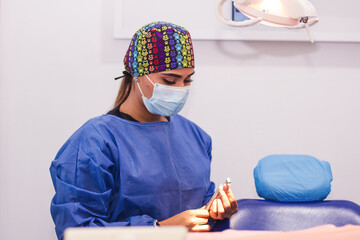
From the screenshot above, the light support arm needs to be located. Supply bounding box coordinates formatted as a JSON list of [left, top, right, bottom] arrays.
[[217, 0, 262, 27]]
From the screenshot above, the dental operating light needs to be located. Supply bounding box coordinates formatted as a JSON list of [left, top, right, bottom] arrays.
[[217, 0, 319, 42]]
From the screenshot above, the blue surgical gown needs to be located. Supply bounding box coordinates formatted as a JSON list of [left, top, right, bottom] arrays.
[[50, 114, 215, 239]]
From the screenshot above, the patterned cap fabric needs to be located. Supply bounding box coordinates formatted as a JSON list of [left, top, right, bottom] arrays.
[[124, 21, 195, 77]]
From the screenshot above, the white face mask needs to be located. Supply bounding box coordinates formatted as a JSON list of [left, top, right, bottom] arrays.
[[135, 74, 190, 117]]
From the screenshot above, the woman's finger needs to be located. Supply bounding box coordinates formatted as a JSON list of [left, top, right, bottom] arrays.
[[192, 209, 210, 218], [218, 187, 231, 212], [193, 217, 208, 225], [210, 197, 218, 219], [224, 186, 238, 212], [191, 224, 211, 232], [216, 198, 225, 220]]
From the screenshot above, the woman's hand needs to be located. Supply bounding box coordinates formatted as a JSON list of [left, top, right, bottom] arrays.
[[209, 184, 238, 220], [158, 209, 210, 232]]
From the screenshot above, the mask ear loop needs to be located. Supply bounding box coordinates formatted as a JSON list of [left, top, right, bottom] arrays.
[[135, 74, 155, 98], [144, 74, 155, 86], [134, 78, 145, 97]]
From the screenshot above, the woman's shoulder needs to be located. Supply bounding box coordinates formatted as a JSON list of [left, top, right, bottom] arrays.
[[55, 115, 122, 156], [172, 114, 212, 143], [64, 115, 121, 144], [71, 115, 110, 133]]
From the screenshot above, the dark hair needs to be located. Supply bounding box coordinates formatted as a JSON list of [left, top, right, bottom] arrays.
[[114, 75, 133, 107]]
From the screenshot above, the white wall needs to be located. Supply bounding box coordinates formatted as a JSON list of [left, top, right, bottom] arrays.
[[0, 0, 359, 240]]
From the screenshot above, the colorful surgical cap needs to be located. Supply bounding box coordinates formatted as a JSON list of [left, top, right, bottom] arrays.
[[124, 21, 195, 77]]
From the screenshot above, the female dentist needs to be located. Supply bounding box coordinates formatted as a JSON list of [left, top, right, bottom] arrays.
[[50, 21, 238, 240]]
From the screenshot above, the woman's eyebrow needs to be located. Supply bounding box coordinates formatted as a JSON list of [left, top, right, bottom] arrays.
[[161, 72, 195, 78]]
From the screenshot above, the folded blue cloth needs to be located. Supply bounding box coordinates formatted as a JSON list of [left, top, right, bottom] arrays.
[[254, 155, 333, 202]]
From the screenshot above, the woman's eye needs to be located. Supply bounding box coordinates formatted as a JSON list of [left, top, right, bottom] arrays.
[[184, 79, 193, 84], [163, 79, 176, 84]]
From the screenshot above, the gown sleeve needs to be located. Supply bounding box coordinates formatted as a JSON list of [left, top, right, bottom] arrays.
[[49, 122, 156, 240], [202, 136, 215, 205]]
